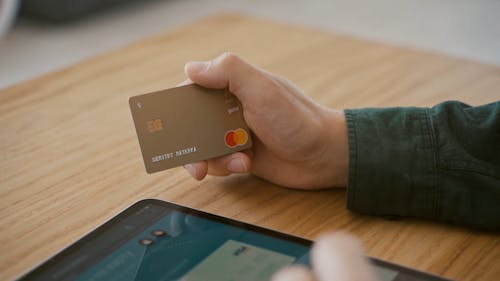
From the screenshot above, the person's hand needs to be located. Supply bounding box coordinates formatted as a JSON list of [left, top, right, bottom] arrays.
[[273, 232, 379, 281], [182, 53, 349, 189]]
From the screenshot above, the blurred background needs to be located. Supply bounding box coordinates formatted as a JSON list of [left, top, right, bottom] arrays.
[[0, 0, 499, 89]]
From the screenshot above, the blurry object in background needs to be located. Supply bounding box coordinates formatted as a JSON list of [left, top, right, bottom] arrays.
[[0, 0, 19, 38], [20, 0, 140, 22]]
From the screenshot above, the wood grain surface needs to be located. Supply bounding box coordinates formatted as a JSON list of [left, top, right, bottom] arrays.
[[1, 14, 499, 281]]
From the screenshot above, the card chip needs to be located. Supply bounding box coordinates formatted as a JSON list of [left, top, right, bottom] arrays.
[[147, 119, 163, 133]]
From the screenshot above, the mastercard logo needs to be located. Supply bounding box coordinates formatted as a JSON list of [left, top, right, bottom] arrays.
[[225, 128, 249, 148]]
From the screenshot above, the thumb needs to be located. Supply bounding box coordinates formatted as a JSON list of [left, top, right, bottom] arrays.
[[184, 52, 268, 105], [312, 232, 379, 281]]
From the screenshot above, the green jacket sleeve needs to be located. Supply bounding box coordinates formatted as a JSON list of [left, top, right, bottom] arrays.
[[344, 101, 500, 230]]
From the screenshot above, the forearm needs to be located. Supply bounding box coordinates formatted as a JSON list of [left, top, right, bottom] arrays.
[[344, 101, 500, 230]]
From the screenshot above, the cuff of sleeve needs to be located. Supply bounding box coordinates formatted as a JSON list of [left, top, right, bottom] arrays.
[[344, 107, 439, 219]]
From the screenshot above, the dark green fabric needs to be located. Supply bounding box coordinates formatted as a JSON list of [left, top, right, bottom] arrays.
[[344, 101, 500, 230]]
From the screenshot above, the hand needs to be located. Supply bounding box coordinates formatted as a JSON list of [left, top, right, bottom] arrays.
[[273, 232, 379, 281], [182, 53, 349, 189]]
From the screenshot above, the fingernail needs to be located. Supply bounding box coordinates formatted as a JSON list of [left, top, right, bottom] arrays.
[[184, 164, 197, 178], [227, 158, 247, 173], [186, 61, 209, 74]]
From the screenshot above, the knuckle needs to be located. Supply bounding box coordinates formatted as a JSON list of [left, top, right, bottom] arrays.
[[219, 52, 240, 67]]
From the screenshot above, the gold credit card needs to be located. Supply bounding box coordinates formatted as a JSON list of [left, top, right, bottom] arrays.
[[129, 84, 252, 173]]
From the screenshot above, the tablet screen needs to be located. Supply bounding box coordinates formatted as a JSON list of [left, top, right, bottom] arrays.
[[20, 199, 442, 281], [74, 209, 310, 281]]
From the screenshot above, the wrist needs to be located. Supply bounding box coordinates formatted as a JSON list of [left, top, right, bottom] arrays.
[[318, 108, 349, 188]]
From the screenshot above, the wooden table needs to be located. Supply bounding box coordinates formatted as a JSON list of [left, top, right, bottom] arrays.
[[1, 14, 499, 281]]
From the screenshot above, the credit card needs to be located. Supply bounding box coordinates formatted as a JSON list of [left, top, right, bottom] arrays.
[[129, 84, 252, 173]]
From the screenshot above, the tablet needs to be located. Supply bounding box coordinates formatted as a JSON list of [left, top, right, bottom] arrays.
[[18, 199, 451, 281]]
